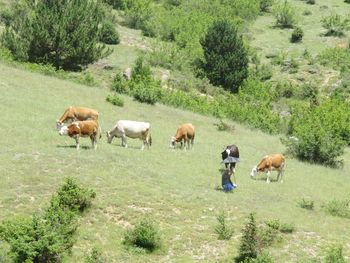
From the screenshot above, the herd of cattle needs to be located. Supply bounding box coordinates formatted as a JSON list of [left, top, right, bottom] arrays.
[[56, 106, 286, 184]]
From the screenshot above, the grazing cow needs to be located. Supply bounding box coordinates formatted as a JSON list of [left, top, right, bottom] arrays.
[[58, 120, 101, 150], [250, 154, 285, 183], [56, 106, 99, 130], [221, 144, 240, 173], [106, 120, 152, 150], [170, 123, 195, 150]]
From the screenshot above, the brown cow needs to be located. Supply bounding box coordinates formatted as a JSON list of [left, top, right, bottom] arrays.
[[170, 123, 195, 150], [250, 154, 285, 183], [56, 106, 99, 130], [58, 120, 101, 150]]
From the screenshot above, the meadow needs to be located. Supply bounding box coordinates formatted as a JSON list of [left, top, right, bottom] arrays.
[[0, 62, 350, 262]]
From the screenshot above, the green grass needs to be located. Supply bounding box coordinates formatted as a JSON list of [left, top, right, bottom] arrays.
[[0, 62, 350, 262]]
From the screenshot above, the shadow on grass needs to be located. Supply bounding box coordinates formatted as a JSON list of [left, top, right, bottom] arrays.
[[56, 145, 91, 150]]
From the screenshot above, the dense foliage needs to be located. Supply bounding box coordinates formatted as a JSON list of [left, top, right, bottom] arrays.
[[198, 19, 248, 93], [273, 0, 297, 28], [1, 0, 111, 70], [236, 213, 258, 262], [0, 178, 95, 262], [100, 21, 120, 45]]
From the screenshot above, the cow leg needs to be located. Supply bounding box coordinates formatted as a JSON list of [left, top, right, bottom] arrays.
[[266, 170, 271, 183], [122, 134, 128, 148], [75, 137, 80, 150], [92, 136, 97, 150]]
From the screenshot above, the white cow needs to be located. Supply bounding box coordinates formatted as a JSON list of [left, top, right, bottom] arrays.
[[106, 120, 152, 150]]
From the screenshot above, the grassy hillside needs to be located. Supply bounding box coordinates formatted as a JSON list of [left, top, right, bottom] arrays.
[[0, 62, 350, 262]]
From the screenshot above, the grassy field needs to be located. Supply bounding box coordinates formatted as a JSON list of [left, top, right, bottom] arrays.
[[0, 62, 350, 262]]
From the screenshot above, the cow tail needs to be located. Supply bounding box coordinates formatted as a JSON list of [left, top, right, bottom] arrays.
[[149, 133, 152, 146]]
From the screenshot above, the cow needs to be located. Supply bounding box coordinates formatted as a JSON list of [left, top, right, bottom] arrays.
[[58, 120, 101, 150], [221, 144, 240, 173], [56, 106, 99, 130], [106, 120, 152, 150], [250, 154, 286, 183], [170, 123, 195, 150]]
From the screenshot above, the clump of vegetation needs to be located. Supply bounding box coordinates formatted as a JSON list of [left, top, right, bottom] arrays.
[[85, 247, 105, 263], [298, 198, 315, 210], [236, 213, 258, 262], [214, 120, 235, 132], [100, 21, 120, 45], [323, 199, 350, 218], [321, 14, 350, 37], [198, 19, 248, 93], [0, 178, 95, 262], [306, 0, 315, 5], [279, 223, 295, 233], [0, 0, 111, 70], [260, 0, 274, 13], [273, 0, 297, 28], [106, 94, 124, 107], [123, 216, 162, 252], [324, 244, 346, 263], [215, 211, 234, 240], [291, 27, 304, 43], [318, 47, 350, 71]]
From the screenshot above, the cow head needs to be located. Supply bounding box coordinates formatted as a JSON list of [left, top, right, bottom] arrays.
[[170, 136, 176, 148], [250, 166, 258, 178], [221, 148, 229, 160], [106, 131, 113, 144], [56, 120, 64, 131], [58, 125, 68, 136]]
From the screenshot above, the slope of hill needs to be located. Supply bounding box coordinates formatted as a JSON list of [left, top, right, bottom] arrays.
[[0, 62, 349, 262]]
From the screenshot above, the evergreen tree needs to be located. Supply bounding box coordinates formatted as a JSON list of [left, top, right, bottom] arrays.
[[1, 0, 111, 70], [236, 213, 258, 262], [199, 19, 248, 93]]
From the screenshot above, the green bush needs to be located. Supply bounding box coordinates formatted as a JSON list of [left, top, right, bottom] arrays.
[[306, 0, 315, 5], [106, 94, 124, 107], [111, 72, 129, 94], [103, 0, 126, 9], [291, 27, 304, 43], [318, 47, 350, 71], [321, 14, 350, 37], [214, 120, 235, 132], [259, 0, 274, 13], [132, 79, 163, 105], [323, 199, 350, 218], [236, 213, 258, 262], [273, 0, 297, 28], [123, 217, 161, 252], [100, 21, 120, 45], [345, 0, 350, 3], [279, 223, 295, 233], [85, 247, 105, 263], [215, 211, 234, 240], [1, 0, 111, 70], [324, 244, 346, 263], [257, 224, 279, 249], [199, 19, 249, 93], [297, 198, 314, 210]]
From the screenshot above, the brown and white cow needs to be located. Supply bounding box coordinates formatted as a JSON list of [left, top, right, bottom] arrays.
[[250, 154, 285, 183], [170, 123, 195, 150], [56, 106, 99, 130], [58, 120, 101, 150], [106, 120, 152, 150]]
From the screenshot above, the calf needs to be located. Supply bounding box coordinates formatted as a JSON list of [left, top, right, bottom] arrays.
[[106, 120, 152, 150], [56, 106, 99, 130], [221, 144, 240, 173], [250, 154, 285, 183], [58, 120, 101, 150], [170, 123, 195, 150]]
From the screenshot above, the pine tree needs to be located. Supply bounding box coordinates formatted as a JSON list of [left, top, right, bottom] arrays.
[[199, 19, 248, 93], [236, 213, 258, 262], [1, 0, 111, 70]]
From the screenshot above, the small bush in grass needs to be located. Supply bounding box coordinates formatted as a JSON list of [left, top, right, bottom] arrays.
[[273, 0, 297, 28], [323, 199, 350, 218], [303, 10, 312, 16], [106, 94, 124, 107], [252, 253, 275, 263], [258, 224, 280, 249], [111, 72, 128, 94], [265, 219, 280, 230], [324, 244, 346, 263], [306, 0, 315, 5], [124, 217, 161, 252], [298, 198, 314, 210], [279, 223, 295, 233], [55, 177, 96, 213], [345, 0, 350, 3], [132, 79, 162, 105], [100, 21, 120, 45], [321, 14, 350, 37], [85, 247, 105, 263], [236, 213, 258, 262], [260, 0, 274, 13], [215, 120, 235, 132], [291, 27, 304, 43], [215, 211, 234, 240]]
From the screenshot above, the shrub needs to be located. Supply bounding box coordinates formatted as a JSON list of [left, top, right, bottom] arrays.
[[54, 177, 96, 213], [124, 0, 154, 31], [297, 198, 314, 210], [306, 0, 315, 5], [85, 247, 105, 263], [318, 47, 350, 71], [106, 94, 124, 107], [321, 14, 350, 37], [323, 199, 350, 218], [124, 217, 161, 252], [199, 19, 249, 93], [100, 21, 120, 45], [265, 219, 280, 230], [291, 27, 304, 43], [260, 0, 274, 13], [132, 79, 163, 105], [273, 0, 297, 28], [103, 0, 126, 9], [324, 244, 346, 263], [111, 72, 129, 94], [215, 211, 234, 240], [215, 120, 235, 132], [258, 224, 279, 249], [345, 0, 350, 3], [1, 0, 111, 70], [236, 213, 258, 262], [279, 223, 295, 233]]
